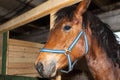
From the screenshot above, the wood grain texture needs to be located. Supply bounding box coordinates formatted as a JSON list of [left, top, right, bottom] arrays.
[[6, 39, 44, 77], [0, 0, 82, 33]]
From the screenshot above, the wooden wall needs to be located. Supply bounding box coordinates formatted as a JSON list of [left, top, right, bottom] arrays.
[[0, 34, 3, 74], [6, 39, 44, 77]]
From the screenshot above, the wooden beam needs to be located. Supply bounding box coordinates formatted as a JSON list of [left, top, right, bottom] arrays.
[[2, 32, 8, 75], [0, 0, 82, 33], [0, 34, 3, 74], [92, 0, 111, 10], [98, 9, 120, 31], [93, 2, 120, 13]]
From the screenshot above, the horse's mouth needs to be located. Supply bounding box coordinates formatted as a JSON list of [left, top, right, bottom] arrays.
[[36, 62, 57, 78], [38, 69, 57, 78]]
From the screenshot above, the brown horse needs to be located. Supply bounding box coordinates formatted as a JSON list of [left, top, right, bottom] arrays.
[[35, 0, 120, 80]]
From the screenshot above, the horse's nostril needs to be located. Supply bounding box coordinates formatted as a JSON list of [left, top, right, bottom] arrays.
[[36, 62, 44, 73]]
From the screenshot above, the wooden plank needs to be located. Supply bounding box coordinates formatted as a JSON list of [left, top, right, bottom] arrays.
[[6, 39, 42, 76], [7, 68, 37, 75], [18, 74, 39, 77], [0, 34, 2, 74], [8, 62, 35, 69], [7, 62, 38, 77], [7, 51, 38, 75], [8, 51, 39, 58], [2, 32, 8, 75], [0, 0, 82, 33], [0, 75, 39, 80], [98, 9, 120, 19], [7, 61, 38, 75], [93, 0, 120, 11], [8, 53, 38, 63], [0, 61, 1, 74], [8, 45, 40, 53], [9, 39, 44, 48], [93, 0, 110, 6], [98, 9, 120, 31], [8, 54, 37, 63]]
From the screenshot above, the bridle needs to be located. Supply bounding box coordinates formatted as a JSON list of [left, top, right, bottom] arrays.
[[40, 30, 89, 73]]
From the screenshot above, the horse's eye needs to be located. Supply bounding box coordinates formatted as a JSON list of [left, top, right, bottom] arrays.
[[63, 25, 71, 31]]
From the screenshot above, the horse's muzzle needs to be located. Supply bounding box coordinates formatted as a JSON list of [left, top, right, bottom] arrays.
[[35, 62, 57, 78]]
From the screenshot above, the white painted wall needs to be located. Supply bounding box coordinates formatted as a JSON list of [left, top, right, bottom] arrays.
[[115, 32, 120, 44]]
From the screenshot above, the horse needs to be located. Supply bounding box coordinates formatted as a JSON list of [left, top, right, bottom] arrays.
[[35, 0, 120, 80], [61, 57, 94, 80]]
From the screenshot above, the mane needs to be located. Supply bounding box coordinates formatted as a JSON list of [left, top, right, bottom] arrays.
[[55, 4, 120, 67]]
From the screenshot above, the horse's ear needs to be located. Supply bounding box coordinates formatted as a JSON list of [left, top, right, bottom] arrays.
[[75, 0, 91, 16]]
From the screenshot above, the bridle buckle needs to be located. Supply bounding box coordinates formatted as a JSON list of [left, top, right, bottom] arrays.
[[65, 49, 71, 55]]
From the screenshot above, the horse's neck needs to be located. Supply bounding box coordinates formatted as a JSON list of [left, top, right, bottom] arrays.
[[85, 40, 120, 80]]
